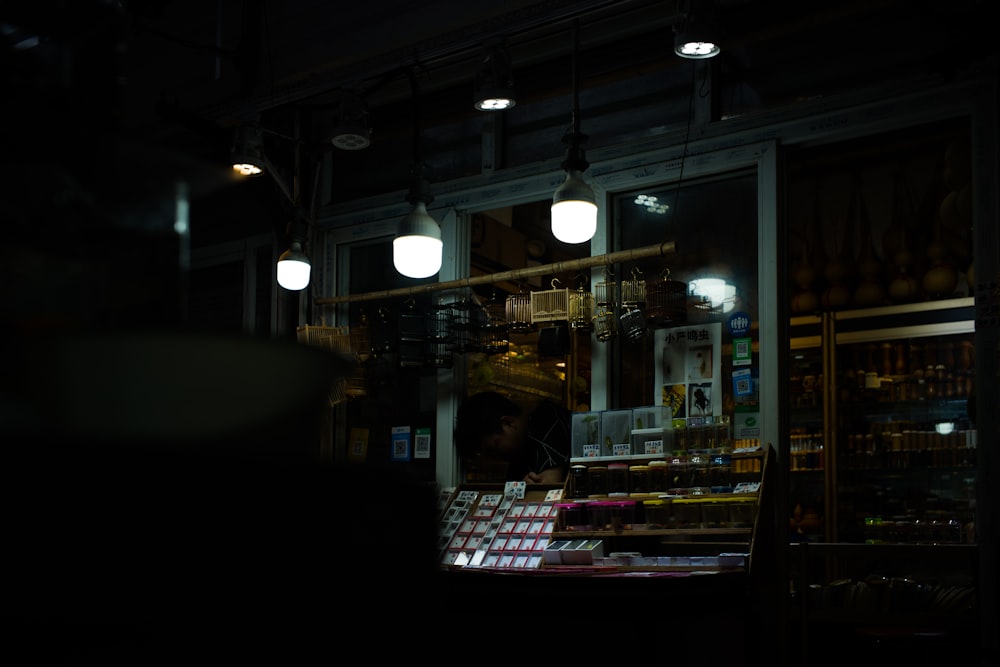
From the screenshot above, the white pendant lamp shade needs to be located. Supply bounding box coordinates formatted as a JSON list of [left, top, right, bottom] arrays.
[[551, 170, 597, 244], [393, 201, 443, 278], [276, 241, 311, 291]]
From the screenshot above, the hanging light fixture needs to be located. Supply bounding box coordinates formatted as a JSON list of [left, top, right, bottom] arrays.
[[673, 0, 721, 59], [231, 123, 265, 176], [393, 66, 442, 279], [551, 19, 597, 245], [330, 89, 371, 150], [277, 240, 311, 291], [473, 40, 517, 111]]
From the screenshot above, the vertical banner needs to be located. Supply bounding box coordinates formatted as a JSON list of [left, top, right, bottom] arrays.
[[654, 322, 722, 425]]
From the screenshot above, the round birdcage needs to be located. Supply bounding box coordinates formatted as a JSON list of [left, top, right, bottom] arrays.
[[592, 308, 618, 342], [646, 268, 688, 329], [621, 267, 647, 307], [594, 269, 618, 308]]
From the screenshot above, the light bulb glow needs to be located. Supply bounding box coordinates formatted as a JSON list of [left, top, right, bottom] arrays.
[[551, 169, 597, 244], [233, 162, 263, 176], [476, 97, 514, 111], [277, 241, 310, 290], [393, 235, 443, 278], [675, 40, 720, 59], [551, 200, 597, 243]]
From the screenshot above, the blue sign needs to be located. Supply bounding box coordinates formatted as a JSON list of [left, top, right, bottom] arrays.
[[728, 311, 751, 337]]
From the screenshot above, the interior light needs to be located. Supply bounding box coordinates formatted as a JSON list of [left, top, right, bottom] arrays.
[[276, 241, 311, 291], [474, 41, 517, 111], [690, 278, 736, 312], [550, 20, 597, 245], [674, 37, 720, 59], [552, 171, 597, 244], [394, 201, 442, 279], [935, 422, 956, 435], [394, 66, 443, 279], [231, 124, 265, 176], [673, 4, 722, 60], [331, 90, 371, 150]]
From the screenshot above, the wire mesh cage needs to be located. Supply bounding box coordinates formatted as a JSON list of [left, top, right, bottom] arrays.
[[397, 298, 427, 368], [426, 300, 454, 368], [568, 279, 595, 331], [593, 308, 618, 342], [594, 270, 619, 309], [646, 268, 688, 329], [530, 279, 570, 323], [505, 290, 534, 334], [620, 267, 647, 307], [296, 324, 352, 405], [450, 297, 485, 354], [479, 293, 509, 355]]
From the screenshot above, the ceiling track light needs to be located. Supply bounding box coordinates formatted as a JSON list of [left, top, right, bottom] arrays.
[[551, 19, 597, 245], [394, 65, 442, 279], [474, 40, 517, 111], [674, 0, 721, 59]]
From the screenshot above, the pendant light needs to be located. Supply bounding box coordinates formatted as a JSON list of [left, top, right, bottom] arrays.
[[673, 0, 721, 60], [551, 19, 597, 245], [393, 66, 442, 279], [473, 40, 517, 111], [231, 123, 265, 176], [277, 240, 311, 291]]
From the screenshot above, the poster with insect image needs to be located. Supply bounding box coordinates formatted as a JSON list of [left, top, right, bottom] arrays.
[[654, 323, 722, 423]]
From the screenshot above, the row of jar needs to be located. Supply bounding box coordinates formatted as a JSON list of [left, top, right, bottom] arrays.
[[567, 455, 743, 499], [554, 495, 758, 533]]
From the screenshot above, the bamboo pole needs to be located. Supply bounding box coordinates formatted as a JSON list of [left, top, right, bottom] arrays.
[[314, 240, 676, 306]]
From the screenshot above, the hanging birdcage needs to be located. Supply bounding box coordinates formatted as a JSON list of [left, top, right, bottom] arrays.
[[619, 267, 648, 342], [594, 269, 618, 309], [646, 268, 688, 329], [620, 267, 647, 307], [568, 280, 595, 331], [530, 278, 571, 324], [450, 297, 484, 354], [426, 300, 454, 368], [370, 305, 396, 356], [479, 293, 509, 355], [592, 307, 617, 342], [297, 324, 351, 405], [505, 289, 534, 334], [397, 298, 427, 368]]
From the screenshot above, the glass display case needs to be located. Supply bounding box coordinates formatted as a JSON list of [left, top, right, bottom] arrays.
[[789, 300, 977, 543]]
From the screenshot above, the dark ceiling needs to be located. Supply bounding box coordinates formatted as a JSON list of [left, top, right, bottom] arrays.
[[2, 0, 996, 249]]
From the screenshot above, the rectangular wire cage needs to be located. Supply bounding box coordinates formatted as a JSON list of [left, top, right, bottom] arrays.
[[297, 325, 351, 405], [530, 285, 570, 323]]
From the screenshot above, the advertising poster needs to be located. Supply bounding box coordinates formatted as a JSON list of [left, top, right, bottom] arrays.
[[654, 322, 722, 424]]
